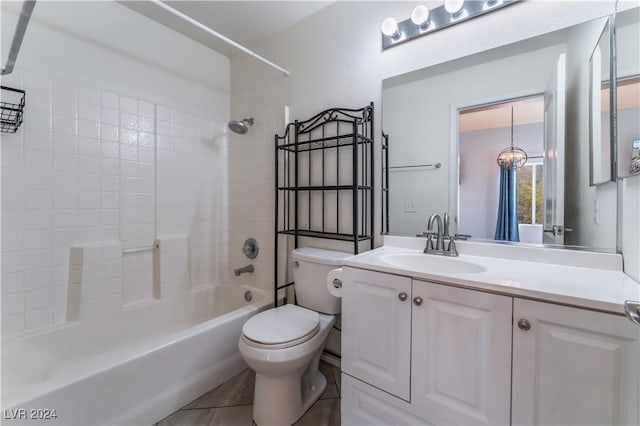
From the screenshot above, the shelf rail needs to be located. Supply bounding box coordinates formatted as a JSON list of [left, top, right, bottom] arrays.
[[1, 1, 36, 76], [387, 162, 442, 170]]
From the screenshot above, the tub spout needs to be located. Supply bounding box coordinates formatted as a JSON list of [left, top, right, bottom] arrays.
[[234, 264, 254, 276]]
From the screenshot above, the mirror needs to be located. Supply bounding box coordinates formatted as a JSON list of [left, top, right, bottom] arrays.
[[615, 8, 640, 179], [589, 18, 614, 186], [381, 10, 639, 251]]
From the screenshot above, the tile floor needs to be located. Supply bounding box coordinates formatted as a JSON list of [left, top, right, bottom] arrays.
[[156, 361, 341, 426]]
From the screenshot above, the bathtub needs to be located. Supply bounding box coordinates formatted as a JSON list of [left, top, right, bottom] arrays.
[[1, 284, 271, 425]]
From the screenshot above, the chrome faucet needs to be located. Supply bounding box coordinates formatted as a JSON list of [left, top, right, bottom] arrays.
[[234, 264, 254, 276], [424, 213, 459, 257], [427, 214, 444, 251]]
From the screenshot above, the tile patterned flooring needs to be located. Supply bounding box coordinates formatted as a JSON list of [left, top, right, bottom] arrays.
[[156, 361, 341, 426]]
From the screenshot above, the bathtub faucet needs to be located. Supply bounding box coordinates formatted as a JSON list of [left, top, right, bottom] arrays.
[[234, 264, 254, 276]]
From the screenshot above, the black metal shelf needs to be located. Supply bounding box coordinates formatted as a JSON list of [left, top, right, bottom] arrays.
[[277, 230, 373, 242], [276, 134, 372, 153], [277, 185, 372, 191], [274, 103, 374, 308], [1, 86, 25, 133]]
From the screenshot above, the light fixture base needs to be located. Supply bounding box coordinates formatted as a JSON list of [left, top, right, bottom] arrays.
[[382, 0, 518, 50]]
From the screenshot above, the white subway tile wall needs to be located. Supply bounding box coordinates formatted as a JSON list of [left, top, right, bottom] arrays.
[[1, 69, 229, 337]]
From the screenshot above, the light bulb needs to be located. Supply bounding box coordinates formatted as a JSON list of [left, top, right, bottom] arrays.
[[444, 0, 465, 15], [411, 5, 430, 27], [381, 17, 399, 38]]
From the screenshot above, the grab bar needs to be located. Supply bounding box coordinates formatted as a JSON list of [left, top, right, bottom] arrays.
[[1, 1, 36, 76], [122, 243, 159, 255]]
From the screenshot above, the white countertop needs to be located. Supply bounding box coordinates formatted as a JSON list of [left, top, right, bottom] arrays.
[[343, 241, 640, 315]]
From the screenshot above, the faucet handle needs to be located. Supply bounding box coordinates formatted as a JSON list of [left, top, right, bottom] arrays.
[[445, 237, 459, 257], [443, 213, 450, 237], [423, 233, 436, 253]]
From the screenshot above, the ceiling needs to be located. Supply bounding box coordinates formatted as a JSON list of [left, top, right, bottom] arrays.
[[121, 1, 335, 56], [460, 97, 544, 133]]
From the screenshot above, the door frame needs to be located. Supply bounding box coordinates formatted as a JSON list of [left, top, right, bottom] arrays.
[[450, 89, 544, 239]]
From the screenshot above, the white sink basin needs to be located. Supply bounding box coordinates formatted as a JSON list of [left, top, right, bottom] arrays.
[[379, 253, 486, 274]]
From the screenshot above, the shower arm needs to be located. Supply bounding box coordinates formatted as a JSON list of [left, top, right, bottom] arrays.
[[148, 0, 290, 76]]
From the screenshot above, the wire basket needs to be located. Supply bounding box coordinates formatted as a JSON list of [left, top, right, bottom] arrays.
[[1, 85, 26, 133]]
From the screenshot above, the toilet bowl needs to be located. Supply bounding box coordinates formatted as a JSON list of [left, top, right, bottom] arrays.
[[238, 248, 351, 426]]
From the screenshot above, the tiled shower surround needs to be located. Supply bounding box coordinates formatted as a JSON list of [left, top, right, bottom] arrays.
[[1, 72, 229, 336]]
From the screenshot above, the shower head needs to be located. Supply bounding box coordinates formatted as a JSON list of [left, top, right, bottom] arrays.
[[228, 118, 254, 134]]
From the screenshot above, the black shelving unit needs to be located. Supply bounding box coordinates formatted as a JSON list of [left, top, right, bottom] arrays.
[[274, 103, 374, 307]]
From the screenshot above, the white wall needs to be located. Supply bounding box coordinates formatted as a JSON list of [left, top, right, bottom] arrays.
[[1, 1, 230, 337], [230, 0, 640, 293], [459, 123, 544, 241]]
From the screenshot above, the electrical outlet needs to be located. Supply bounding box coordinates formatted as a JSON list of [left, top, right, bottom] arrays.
[[404, 200, 417, 213], [593, 199, 600, 225]]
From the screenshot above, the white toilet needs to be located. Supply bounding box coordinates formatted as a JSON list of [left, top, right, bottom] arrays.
[[238, 247, 350, 426]]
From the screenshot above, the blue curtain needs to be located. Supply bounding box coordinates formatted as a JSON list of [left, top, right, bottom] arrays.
[[494, 166, 520, 242]]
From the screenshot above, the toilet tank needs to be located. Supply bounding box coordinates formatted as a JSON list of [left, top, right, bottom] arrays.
[[291, 248, 352, 314]]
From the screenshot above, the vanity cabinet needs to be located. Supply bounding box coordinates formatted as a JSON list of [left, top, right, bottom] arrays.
[[512, 299, 640, 426], [342, 267, 512, 425], [342, 267, 640, 426]]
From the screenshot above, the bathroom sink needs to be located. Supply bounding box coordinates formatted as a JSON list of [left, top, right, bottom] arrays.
[[379, 253, 486, 274]]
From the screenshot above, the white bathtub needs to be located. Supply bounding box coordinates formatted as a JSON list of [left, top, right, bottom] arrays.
[[1, 284, 271, 425]]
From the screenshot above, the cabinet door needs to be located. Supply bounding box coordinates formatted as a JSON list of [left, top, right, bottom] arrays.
[[342, 374, 438, 426], [342, 267, 411, 401], [411, 280, 512, 425], [512, 299, 640, 426]]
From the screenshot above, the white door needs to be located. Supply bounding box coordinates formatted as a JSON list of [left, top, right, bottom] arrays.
[[341, 267, 412, 401], [512, 298, 640, 426], [411, 280, 512, 425], [543, 53, 567, 244]]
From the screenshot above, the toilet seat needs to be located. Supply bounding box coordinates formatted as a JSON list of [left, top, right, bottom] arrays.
[[242, 305, 320, 349]]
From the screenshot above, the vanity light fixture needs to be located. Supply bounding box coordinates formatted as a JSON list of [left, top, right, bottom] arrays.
[[444, 0, 465, 16], [381, 17, 401, 39], [382, 0, 518, 50], [411, 5, 430, 29]]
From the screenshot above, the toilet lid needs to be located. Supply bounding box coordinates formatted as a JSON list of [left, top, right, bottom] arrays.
[[242, 304, 320, 345]]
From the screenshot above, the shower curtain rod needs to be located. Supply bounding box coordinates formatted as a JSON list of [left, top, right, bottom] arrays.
[[1, 0, 36, 75], [149, 0, 290, 76]]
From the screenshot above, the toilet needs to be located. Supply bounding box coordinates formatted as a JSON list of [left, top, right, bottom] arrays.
[[238, 247, 350, 426]]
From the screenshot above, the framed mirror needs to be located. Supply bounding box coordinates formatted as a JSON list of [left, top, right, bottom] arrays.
[[589, 17, 614, 186], [381, 10, 635, 252]]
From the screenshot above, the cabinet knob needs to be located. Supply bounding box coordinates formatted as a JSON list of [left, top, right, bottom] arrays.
[[398, 292, 408, 301], [413, 296, 423, 306], [518, 319, 531, 331]]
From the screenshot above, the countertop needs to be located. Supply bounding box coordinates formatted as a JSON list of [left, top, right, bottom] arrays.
[[342, 243, 640, 315]]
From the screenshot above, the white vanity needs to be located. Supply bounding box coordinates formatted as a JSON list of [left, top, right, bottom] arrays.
[[340, 236, 640, 426]]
